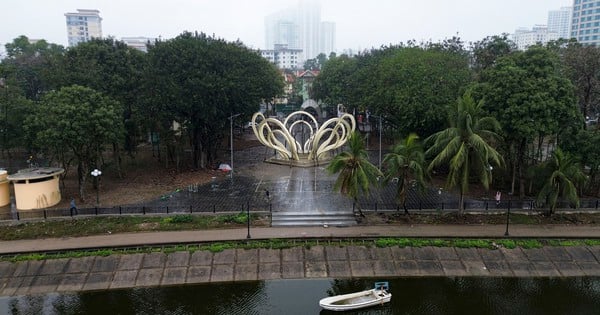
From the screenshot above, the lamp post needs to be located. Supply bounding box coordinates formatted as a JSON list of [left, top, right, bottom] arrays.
[[371, 115, 383, 170], [505, 192, 511, 236], [246, 201, 251, 239], [228, 113, 241, 181], [91, 168, 102, 206]]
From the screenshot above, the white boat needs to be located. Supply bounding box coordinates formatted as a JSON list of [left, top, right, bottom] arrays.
[[319, 282, 391, 311]]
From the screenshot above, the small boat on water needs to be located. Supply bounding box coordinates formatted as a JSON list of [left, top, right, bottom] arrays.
[[319, 282, 391, 311]]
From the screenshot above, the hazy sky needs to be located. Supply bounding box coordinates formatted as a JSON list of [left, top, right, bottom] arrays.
[[2, 0, 573, 52]]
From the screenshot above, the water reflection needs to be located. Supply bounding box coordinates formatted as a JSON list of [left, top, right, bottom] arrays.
[[1, 277, 598, 315]]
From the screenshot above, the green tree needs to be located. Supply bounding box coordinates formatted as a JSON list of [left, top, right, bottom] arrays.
[[56, 38, 147, 156], [562, 43, 600, 123], [536, 148, 586, 215], [426, 92, 504, 214], [313, 44, 471, 137], [1, 35, 64, 100], [561, 129, 600, 196], [327, 131, 382, 217], [0, 78, 33, 159], [25, 85, 124, 201], [474, 47, 582, 197], [146, 32, 283, 169], [382, 133, 427, 214], [470, 34, 516, 74]]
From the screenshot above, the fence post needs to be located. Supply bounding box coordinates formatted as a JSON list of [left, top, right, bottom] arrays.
[[119, 206, 122, 215], [596, 200, 598, 210], [166, 206, 169, 214], [485, 201, 488, 211], [143, 206, 146, 215], [419, 201, 422, 211], [441, 202, 444, 211], [44, 209, 47, 219], [16, 211, 20, 221], [190, 205, 193, 213], [95, 207, 98, 215], [213, 204, 216, 213]]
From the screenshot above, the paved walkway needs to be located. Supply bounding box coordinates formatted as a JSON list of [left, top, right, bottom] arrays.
[[1, 224, 599, 255]]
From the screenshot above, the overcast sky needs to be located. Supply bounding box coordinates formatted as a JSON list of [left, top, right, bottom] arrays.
[[2, 0, 573, 52]]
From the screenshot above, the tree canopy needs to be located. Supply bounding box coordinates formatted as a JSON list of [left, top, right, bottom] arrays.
[[145, 32, 283, 168]]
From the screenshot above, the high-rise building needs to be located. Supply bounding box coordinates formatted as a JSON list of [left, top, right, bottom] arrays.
[[265, 8, 298, 50], [65, 9, 102, 47], [297, 0, 321, 60], [264, 0, 335, 63], [548, 6, 573, 39], [512, 25, 559, 50], [571, 0, 600, 45], [320, 22, 336, 57]]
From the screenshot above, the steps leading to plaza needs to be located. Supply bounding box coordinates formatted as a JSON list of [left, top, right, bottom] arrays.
[[271, 211, 357, 227]]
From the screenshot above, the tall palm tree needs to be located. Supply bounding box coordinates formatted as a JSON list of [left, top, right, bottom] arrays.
[[537, 148, 586, 215], [327, 131, 382, 217], [383, 133, 427, 214], [425, 91, 504, 214]]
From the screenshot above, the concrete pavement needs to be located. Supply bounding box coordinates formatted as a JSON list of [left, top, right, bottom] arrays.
[[0, 224, 599, 255]]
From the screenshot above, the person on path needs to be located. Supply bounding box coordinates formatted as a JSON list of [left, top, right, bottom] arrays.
[[70, 198, 78, 215], [495, 191, 501, 206]]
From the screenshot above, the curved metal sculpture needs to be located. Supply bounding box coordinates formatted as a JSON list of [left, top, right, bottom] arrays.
[[251, 110, 356, 166]]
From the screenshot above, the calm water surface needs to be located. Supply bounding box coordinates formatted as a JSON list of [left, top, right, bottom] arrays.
[[1, 277, 599, 315]]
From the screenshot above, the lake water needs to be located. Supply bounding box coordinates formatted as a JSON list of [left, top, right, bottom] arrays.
[[1, 277, 599, 315]]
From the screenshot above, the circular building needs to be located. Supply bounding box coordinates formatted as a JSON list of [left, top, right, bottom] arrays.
[[0, 170, 9, 207], [7, 167, 65, 210]]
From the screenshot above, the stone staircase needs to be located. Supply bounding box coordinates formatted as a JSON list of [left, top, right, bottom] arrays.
[[271, 211, 357, 227]]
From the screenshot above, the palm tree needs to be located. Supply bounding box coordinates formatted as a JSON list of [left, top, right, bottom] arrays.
[[536, 148, 586, 215], [382, 133, 427, 214], [425, 91, 504, 214], [327, 131, 382, 217]]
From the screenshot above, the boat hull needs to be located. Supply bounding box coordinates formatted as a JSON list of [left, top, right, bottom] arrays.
[[319, 289, 391, 311]]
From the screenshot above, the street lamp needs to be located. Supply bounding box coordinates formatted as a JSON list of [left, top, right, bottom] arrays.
[[371, 115, 383, 170], [91, 168, 102, 206], [228, 113, 241, 181], [505, 192, 511, 236]]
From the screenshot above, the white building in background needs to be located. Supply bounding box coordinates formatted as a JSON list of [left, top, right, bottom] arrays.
[[320, 21, 336, 57], [571, 0, 600, 46], [264, 0, 335, 64], [65, 9, 102, 47], [512, 25, 559, 50], [121, 37, 156, 53], [261, 44, 303, 69], [548, 6, 573, 40]]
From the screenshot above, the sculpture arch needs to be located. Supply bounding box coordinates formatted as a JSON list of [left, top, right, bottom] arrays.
[[251, 110, 356, 167]]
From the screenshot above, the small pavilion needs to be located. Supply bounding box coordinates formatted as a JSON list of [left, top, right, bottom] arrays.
[[7, 167, 65, 210]]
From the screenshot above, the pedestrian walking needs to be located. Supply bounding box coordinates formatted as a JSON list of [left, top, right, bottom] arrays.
[[70, 198, 78, 215], [495, 191, 501, 206]]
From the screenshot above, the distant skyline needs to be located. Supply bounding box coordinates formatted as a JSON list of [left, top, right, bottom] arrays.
[[2, 0, 572, 53]]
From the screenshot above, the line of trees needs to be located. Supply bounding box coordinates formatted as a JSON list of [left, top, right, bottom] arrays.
[[0, 32, 284, 201], [320, 36, 599, 214]]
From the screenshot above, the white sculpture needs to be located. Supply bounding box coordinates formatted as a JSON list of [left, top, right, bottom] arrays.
[[251, 110, 356, 166]]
